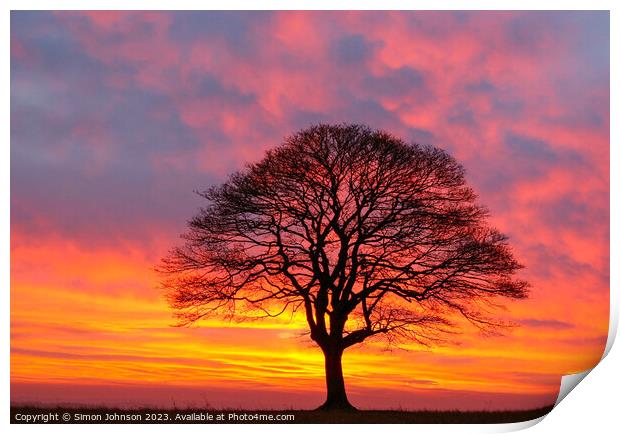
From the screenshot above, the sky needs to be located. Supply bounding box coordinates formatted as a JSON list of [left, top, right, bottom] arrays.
[[10, 11, 609, 410]]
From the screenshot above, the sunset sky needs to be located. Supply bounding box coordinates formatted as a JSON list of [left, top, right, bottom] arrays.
[[10, 11, 609, 410]]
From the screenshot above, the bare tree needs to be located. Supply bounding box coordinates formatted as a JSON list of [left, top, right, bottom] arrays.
[[159, 124, 529, 411]]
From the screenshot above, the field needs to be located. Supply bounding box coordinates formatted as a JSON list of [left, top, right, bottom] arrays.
[[11, 405, 554, 424]]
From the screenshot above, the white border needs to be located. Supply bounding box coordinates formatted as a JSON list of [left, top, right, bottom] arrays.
[[3, 2, 617, 433]]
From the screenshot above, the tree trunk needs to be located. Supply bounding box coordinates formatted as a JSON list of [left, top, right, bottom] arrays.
[[317, 346, 356, 411]]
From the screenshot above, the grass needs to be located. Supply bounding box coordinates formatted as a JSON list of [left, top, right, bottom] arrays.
[[10, 405, 554, 424]]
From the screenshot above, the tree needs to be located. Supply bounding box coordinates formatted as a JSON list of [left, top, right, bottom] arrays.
[[159, 124, 529, 411]]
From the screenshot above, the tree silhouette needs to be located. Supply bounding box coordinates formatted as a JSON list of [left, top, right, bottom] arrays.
[[159, 124, 529, 411]]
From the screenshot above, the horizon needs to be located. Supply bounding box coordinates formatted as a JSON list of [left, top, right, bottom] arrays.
[[10, 10, 609, 412]]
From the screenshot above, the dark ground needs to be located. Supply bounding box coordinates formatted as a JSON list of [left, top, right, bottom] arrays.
[[11, 405, 554, 424]]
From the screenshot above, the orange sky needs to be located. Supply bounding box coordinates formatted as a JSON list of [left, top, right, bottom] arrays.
[[10, 231, 608, 409], [10, 11, 609, 410]]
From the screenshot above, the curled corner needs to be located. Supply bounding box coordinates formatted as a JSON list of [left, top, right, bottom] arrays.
[[494, 415, 548, 432], [602, 297, 618, 358], [554, 369, 593, 407], [543, 302, 617, 416], [499, 369, 597, 432], [495, 287, 615, 432], [489, 367, 601, 432]]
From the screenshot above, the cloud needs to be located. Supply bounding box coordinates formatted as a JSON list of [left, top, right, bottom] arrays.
[[331, 34, 380, 64], [520, 319, 574, 330], [10, 10, 609, 408]]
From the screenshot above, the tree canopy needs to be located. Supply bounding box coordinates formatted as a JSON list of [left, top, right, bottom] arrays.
[[159, 123, 529, 409]]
